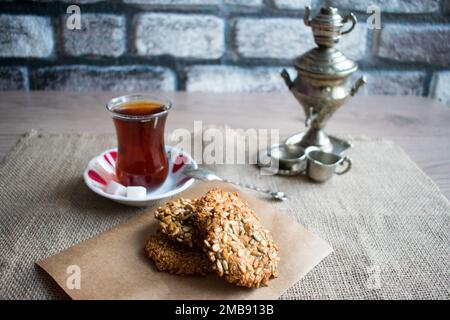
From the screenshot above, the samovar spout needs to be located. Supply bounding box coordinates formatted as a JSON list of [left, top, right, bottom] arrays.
[[280, 69, 293, 90], [350, 76, 367, 96]]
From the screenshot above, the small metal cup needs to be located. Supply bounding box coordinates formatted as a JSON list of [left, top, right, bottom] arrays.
[[270, 144, 307, 175], [258, 144, 307, 176], [305, 147, 352, 182]]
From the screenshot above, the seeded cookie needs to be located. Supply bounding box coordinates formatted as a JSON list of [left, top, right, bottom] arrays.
[[144, 233, 211, 276], [154, 198, 198, 247], [194, 189, 280, 288]]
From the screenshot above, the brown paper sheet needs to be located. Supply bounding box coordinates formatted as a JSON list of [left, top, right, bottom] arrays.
[[37, 181, 332, 300]]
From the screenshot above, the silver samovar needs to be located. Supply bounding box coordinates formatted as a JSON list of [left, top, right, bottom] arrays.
[[258, 6, 366, 177], [281, 6, 366, 152]]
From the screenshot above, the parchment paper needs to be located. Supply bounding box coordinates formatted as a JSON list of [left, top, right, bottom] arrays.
[[37, 181, 332, 300]]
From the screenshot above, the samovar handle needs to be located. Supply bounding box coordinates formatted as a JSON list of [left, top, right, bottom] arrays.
[[304, 6, 312, 27], [341, 13, 357, 35]]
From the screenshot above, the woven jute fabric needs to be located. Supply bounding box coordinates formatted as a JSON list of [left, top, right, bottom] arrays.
[[0, 131, 449, 300]]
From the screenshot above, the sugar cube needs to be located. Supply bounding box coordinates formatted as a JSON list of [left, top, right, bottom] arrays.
[[106, 181, 126, 196], [126, 186, 147, 199]]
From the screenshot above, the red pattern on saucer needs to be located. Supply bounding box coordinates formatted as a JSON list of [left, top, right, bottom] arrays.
[[83, 147, 197, 206]]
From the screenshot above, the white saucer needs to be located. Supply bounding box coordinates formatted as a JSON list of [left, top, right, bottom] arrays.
[[83, 146, 197, 207]]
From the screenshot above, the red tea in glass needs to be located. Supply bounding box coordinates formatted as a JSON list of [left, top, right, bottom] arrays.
[[107, 95, 171, 190]]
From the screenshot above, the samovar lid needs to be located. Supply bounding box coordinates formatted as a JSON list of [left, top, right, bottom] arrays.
[[306, 6, 357, 47], [294, 6, 359, 79], [294, 47, 357, 79]]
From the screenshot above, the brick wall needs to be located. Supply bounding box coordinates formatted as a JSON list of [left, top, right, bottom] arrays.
[[0, 0, 449, 106]]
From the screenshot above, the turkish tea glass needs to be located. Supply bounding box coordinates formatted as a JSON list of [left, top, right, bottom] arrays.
[[106, 94, 172, 190]]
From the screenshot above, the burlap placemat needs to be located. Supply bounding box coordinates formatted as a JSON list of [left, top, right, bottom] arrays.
[[0, 130, 449, 299]]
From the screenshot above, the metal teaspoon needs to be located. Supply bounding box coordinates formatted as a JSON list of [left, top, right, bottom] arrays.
[[182, 165, 287, 201]]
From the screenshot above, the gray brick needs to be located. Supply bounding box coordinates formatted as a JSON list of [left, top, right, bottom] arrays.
[[329, 0, 439, 13], [31, 66, 175, 92], [0, 67, 28, 91], [234, 18, 307, 59], [375, 25, 450, 66], [234, 18, 366, 60], [123, 0, 220, 6], [225, 0, 262, 7], [0, 15, 54, 58], [351, 70, 426, 96], [33, 0, 103, 3], [336, 23, 367, 61], [273, 0, 313, 10], [134, 14, 224, 59], [124, 0, 261, 4], [430, 71, 450, 107], [185, 65, 295, 92], [445, 0, 450, 14], [62, 14, 125, 57]]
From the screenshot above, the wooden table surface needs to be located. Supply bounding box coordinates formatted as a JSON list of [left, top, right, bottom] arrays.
[[1, 91, 450, 199]]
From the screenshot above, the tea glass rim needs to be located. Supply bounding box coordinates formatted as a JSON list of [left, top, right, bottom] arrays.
[[106, 94, 172, 121]]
